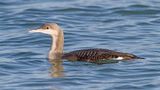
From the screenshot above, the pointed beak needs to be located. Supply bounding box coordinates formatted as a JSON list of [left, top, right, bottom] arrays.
[[29, 29, 43, 33], [29, 28, 52, 35]]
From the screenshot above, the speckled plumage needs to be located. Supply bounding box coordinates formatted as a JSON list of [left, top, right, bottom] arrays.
[[62, 48, 142, 62]]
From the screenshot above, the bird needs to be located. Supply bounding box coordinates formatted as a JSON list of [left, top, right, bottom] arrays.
[[29, 23, 143, 63]]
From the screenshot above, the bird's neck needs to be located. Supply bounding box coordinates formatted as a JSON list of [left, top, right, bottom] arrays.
[[49, 30, 64, 60]]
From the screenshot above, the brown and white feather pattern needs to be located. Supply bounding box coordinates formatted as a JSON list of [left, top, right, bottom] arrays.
[[62, 48, 142, 62]]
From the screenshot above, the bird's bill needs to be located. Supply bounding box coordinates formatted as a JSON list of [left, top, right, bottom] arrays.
[[29, 29, 53, 35], [29, 29, 43, 33]]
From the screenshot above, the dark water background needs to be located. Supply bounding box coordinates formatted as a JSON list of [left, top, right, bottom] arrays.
[[0, 0, 160, 90]]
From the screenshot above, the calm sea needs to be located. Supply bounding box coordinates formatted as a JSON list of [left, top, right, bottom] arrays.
[[0, 0, 160, 90]]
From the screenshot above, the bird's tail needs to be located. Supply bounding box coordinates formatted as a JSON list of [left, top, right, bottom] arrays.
[[134, 56, 145, 59]]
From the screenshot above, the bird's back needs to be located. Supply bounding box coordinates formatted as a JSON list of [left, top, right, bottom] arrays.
[[62, 48, 142, 63]]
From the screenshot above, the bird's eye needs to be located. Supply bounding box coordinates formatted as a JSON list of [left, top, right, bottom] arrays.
[[46, 27, 49, 29]]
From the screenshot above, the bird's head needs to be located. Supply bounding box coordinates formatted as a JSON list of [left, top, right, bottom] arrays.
[[29, 23, 61, 37]]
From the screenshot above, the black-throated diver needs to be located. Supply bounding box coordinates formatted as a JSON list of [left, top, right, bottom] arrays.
[[29, 23, 143, 62]]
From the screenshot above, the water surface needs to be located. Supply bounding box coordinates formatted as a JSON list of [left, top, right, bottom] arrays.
[[0, 0, 160, 90]]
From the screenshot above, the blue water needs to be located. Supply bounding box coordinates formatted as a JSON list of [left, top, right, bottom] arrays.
[[0, 0, 160, 90]]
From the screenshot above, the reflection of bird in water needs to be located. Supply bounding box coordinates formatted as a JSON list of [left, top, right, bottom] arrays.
[[29, 23, 143, 63], [49, 59, 64, 77]]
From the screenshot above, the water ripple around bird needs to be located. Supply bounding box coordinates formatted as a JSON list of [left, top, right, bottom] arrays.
[[0, 0, 160, 90]]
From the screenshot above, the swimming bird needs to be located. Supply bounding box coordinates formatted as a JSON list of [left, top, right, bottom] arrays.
[[29, 23, 143, 63]]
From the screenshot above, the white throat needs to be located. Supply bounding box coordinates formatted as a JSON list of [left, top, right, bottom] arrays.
[[49, 30, 64, 60]]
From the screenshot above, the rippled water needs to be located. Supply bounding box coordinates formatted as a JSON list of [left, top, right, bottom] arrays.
[[0, 0, 160, 90]]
